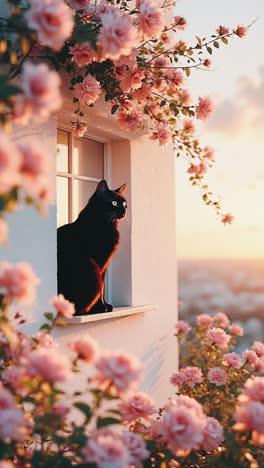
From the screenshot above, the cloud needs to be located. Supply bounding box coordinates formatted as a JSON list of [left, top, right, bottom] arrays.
[[205, 65, 264, 137]]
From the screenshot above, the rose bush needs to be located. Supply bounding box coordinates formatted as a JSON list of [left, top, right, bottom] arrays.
[[0, 0, 253, 222]]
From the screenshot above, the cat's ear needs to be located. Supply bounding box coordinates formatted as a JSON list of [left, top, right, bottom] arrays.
[[115, 183, 127, 196], [96, 180, 109, 193]]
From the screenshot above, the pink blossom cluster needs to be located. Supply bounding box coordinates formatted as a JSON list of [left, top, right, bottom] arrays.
[[154, 395, 224, 454], [175, 320, 191, 335], [171, 366, 203, 388], [95, 351, 142, 393], [0, 262, 39, 304], [205, 327, 231, 350], [13, 63, 62, 126], [50, 293, 75, 318], [243, 341, 264, 372], [234, 377, 264, 446], [69, 335, 98, 363], [82, 427, 149, 467], [119, 391, 156, 422], [0, 132, 52, 211], [0, 385, 27, 441]]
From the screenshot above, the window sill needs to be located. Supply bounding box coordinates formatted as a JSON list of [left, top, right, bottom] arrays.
[[62, 305, 159, 325]]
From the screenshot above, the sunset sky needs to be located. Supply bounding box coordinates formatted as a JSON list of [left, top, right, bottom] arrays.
[[175, 0, 264, 259]]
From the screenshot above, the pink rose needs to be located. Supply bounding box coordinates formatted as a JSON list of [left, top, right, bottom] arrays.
[[98, 10, 136, 60], [150, 125, 172, 147], [50, 293, 75, 318], [28, 348, 72, 383], [174, 320, 191, 335], [0, 262, 40, 304], [69, 335, 98, 363], [205, 327, 231, 349], [35, 331, 58, 348], [0, 132, 21, 194], [243, 349, 258, 367], [0, 386, 15, 410], [187, 162, 207, 177], [123, 430, 150, 467], [252, 341, 264, 358], [19, 142, 46, 178], [196, 96, 214, 121], [158, 399, 206, 452], [133, 83, 152, 102], [82, 429, 129, 467], [183, 119, 195, 134], [25, 0, 74, 51], [235, 25, 248, 38], [181, 367, 203, 388], [74, 74, 101, 105], [120, 69, 145, 93], [223, 352, 242, 369], [71, 121, 88, 138], [119, 392, 156, 422], [138, 0, 164, 39], [229, 323, 244, 336], [117, 110, 142, 131], [69, 42, 95, 67], [2, 366, 29, 396], [214, 312, 230, 328], [170, 371, 186, 386], [12, 95, 33, 126], [95, 351, 142, 393], [202, 417, 224, 452], [173, 16, 187, 31], [196, 314, 213, 328], [234, 401, 264, 435], [216, 25, 230, 35], [21, 63, 62, 119], [240, 377, 264, 404], [207, 367, 227, 386], [0, 407, 26, 441]]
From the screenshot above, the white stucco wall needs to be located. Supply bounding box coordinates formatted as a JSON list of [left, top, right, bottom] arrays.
[[3, 102, 178, 404]]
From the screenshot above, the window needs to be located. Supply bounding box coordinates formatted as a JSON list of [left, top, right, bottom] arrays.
[[56, 129, 105, 227]]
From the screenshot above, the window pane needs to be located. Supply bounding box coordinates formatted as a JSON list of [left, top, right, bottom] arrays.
[[57, 176, 69, 227], [57, 130, 68, 172], [73, 180, 97, 221], [73, 138, 104, 179]]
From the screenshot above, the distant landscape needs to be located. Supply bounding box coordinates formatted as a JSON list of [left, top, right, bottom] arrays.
[[178, 258, 264, 349]]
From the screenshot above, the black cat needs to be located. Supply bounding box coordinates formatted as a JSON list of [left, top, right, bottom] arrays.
[[57, 179, 127, 315]]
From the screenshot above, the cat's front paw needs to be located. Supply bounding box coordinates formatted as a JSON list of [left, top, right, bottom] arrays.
[[104, 302, 113, 312]]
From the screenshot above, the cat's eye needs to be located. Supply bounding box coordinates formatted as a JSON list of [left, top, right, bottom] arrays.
[[112, 201, 117, 206]]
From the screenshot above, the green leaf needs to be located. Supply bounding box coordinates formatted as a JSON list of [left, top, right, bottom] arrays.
[[206, 46, 212, 55], [74, 402, 92, 419], [97, 417, 120, 428], [213, 41, 220, 49], [221, 37, 229, 45], [44, 312, 54, 321], [160, 100, 167, 107], [111, 104, 119, 115], [39, 323, 50, 331]]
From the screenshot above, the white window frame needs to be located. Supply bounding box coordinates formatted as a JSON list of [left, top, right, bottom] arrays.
[[56, 126, 113, 303]]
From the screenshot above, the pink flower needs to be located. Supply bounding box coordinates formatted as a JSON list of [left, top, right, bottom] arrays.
[[52, 401, 70, 421], [177, 88, 191, 105], [216, 25, 230, 35], [196, 314, 213, 328], [74, 74, 101, 105], [21, 63, 62, 119], [71, 121, 88, 138], [221, 212, 234, 225], [0, 262, 40, 304], [234, 401, 264, 435], [0, 462, 14, 468], [235, 25, 248, 38], [82, 429, 129, 467], [170, 371, 186, 387], [117, 110, 142, 131], [187, 162, 207, 177], [120, 69, 145, 93], [214, 312, 230, 328], [158, 398, 206, 452], [207, 367, 227, 386], [229, 323, 244, 336], [240, 377, 264, 404], [183, 119, 195, 134], [165, 70, 184, 87], [150, 125, 172, 147], [0, 218, 8, 244], [0, 386, 15, 410], [205, 327, 231, 349], [12, 95, 33, 126], [68, 0, 91, 11], [28, 348, 71, 383], [95, 351, 142, 393], [181, 367, 203, 388], [133, 83, 152, 102], [50, 293, 75, 318], [69, 335, 98, 363], [243, 349, 258, 366], [254, 358, 264, 373], [35, 331, 57, 348], [2, 366, 29, 396], [203, 146, 215, 160], [19, 142, 46, 179], [175, 320, 191, 335], [119, 392, 156, 422], [202, 417, 224, 452], [0, 407, 26, 441], [203, 59, 211, 68], [173, 16, 187, 31], [223, 352, 243, 369], [196, 96, 214, 121], [138, 0, 164, 39], [98, 10, 136, 60], [0, 132, 21, 194], [69, 42, 95, 67], [252, 341, 264, 358], [123, 430, 150, 467], [25, 0, 74, 51]]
